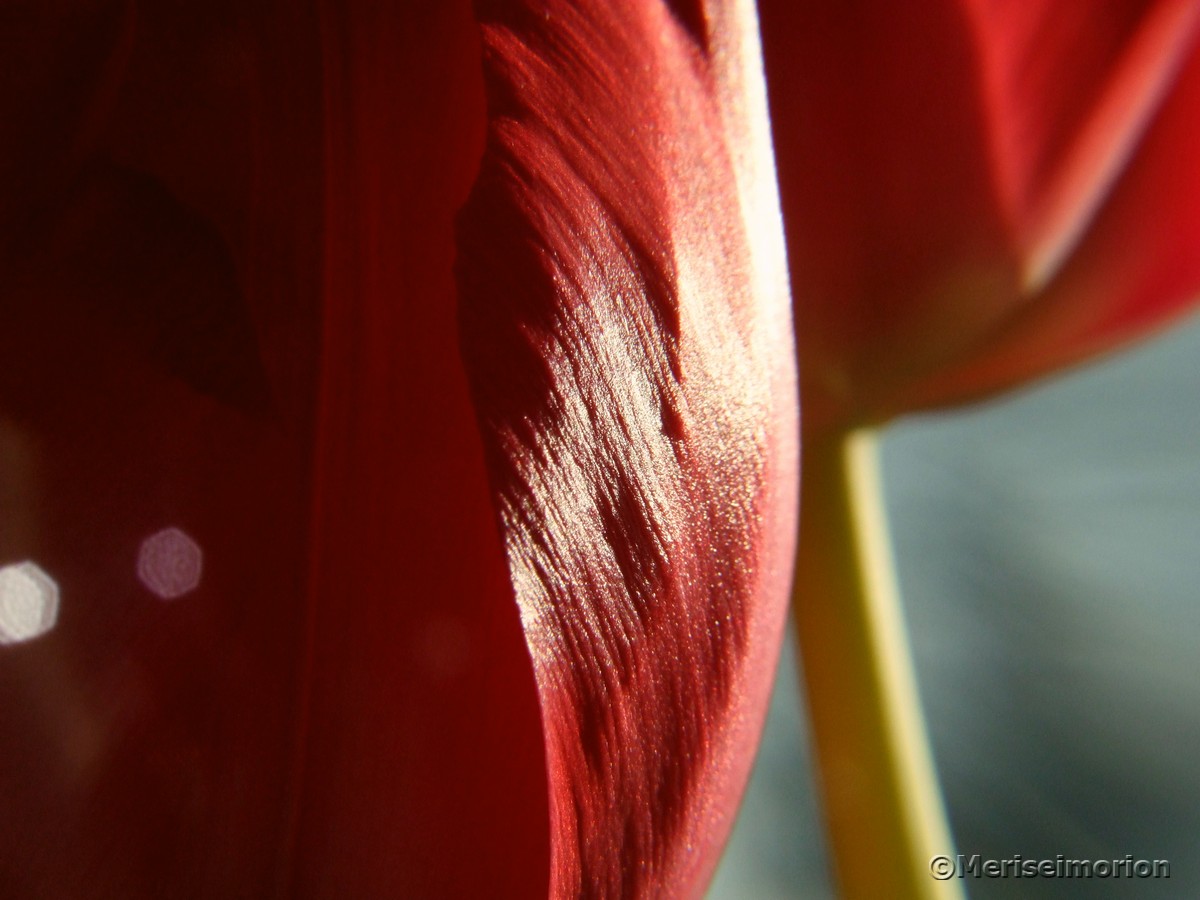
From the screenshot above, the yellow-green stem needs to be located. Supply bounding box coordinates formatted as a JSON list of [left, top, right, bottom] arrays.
[[795, 428, 961, 900]]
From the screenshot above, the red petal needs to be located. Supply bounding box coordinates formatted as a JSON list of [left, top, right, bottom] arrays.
[[290, 3, 556, 897], [456, 1, 797, 896], [288, 3, 550, 895], [3, 2, 795, 897], [756, 0, 1019, 432], [0, 0, 133, 249], [3, 2, 550, 896], [904, 29, 1200, 409], [1, 3, 324, 894], [759, 0, 1200, 428], [960, 0, 1200, 288]]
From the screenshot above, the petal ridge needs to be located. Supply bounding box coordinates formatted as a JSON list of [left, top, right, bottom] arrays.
[[458, 1, 797, 896]]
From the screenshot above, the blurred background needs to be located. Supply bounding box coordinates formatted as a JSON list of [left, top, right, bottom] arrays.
[[710, 312, 1200, 899]]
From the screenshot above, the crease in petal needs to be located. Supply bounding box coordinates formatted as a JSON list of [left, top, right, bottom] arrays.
[[289, 3, 550, 896], [457, 0, 796, 896], [962, 0, 1200, 289], [902, 28, 1200, 411]]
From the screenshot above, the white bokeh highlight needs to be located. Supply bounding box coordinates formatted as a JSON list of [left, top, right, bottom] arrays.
[[0, 561, 60, 645], [137, 527, 203, 600]]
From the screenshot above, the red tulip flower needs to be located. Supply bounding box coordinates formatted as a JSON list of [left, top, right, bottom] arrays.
[[0, 1, 796, 899], [754, 2, 1200, 897], [760, 0, 1200, 435]]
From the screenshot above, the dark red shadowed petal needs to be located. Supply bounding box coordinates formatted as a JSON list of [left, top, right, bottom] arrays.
[[1, 2, 325, 895], [286, 2, 550, 896], [0, 0, 134, 253], [2, 1, 549, 897], [457, 1, 797, 896]]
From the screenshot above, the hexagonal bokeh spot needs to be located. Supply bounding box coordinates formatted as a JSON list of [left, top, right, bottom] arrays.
[[0, 561, 60, 645], [137, 527, 203, 600]]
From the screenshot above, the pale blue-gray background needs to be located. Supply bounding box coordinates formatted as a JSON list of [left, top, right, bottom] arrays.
[[710, 313, 1200, 899]]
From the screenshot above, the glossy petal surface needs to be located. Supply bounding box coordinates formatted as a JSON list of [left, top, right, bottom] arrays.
[[458, 0, 798, 896], [2, 2, 797, 898]]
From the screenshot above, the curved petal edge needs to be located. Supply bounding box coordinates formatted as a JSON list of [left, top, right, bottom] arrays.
[[456, 1, 798, 896]]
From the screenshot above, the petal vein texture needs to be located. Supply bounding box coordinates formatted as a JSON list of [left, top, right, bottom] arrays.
[[457, 1, 798, 896]]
